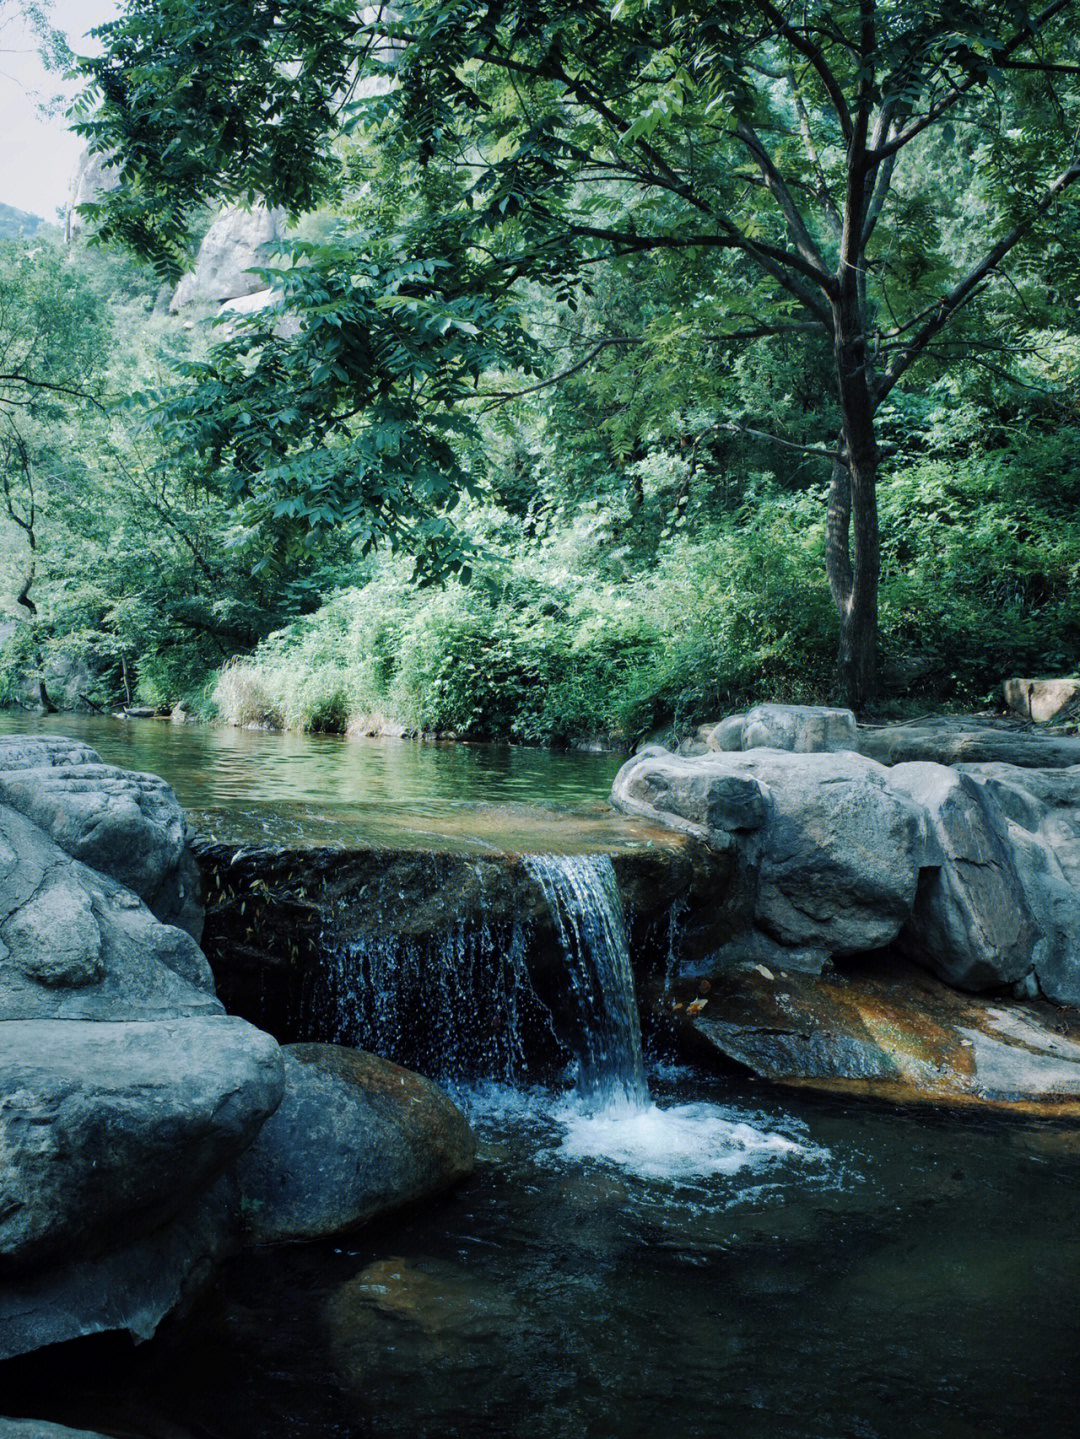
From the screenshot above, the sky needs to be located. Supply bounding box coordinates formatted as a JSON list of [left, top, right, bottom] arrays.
[[0, 0, 119, 221]]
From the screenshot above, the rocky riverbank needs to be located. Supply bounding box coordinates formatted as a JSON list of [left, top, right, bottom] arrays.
[[0, 736, 475, 1366], [616, 704, 1080, 1109]]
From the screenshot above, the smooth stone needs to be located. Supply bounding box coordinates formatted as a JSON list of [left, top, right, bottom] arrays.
[[237, 1045, 476, 1246], [0, 1017, 283, 1270]]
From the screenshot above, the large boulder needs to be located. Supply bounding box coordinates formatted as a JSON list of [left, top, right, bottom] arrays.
[[702, 704, 858, 755], [0, 740, 291, 1361], [889, 762, 1039, 992], [0, 1017, 282, 1271], [170, 204, 284, 311], [0, 802, 216, 1018], [0, 747, 202, 940], [237, 1045, 476, 1246], [1003, 677, 1080, 724], [613, 748, 925, 959]]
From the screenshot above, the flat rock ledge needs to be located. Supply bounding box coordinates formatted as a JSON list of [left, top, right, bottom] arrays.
[[665, 957, 1080, 1115]]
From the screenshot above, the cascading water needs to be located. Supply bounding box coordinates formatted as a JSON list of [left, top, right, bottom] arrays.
[[522, 853, 648, 1109]]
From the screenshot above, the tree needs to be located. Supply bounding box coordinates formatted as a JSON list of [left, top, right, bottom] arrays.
[[77, 0, 1080, 704]]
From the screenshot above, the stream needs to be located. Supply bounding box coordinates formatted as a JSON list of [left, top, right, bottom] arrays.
[[2, 714, 1079, 1438]]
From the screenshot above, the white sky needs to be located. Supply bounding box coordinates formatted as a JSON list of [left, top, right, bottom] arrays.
[[0, 0, 119, 221]]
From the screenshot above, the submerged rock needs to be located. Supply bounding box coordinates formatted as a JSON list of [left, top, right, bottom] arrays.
[[668, 957, 1080, 1113], [237, 1045, 475, 1246]]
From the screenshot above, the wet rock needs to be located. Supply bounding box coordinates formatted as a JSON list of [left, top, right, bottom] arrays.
[[0, 1421, 114, 1438], [237, 1045, 475, 1246], [0, 751, 202, 940], [0, 1177, 238, 1363], [0, 1017, 282, 1270], [857, 716, 1080, 768], [1003, 677, 1080, 724], [670, 957, 1080, 1112], [702, 704, 858, 754]]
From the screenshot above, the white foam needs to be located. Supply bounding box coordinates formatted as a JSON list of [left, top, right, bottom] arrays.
[[549, 1097, 808, 1181]]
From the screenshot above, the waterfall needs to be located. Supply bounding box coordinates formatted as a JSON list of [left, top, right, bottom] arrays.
[[524, 854, 648, 1110]]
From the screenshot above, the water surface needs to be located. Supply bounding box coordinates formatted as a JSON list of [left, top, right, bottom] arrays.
[[0, 712, 642, 851]]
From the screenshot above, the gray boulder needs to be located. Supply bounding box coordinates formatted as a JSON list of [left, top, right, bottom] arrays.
[[613, 748, 925, 957], [1003, 677, 1080, 724], [704, 703, 858, 754], [889, 762, 1039, 991], [0, 803, 217, 1019], [237, 1045, 476, 1246], [0, 1017, 282, 1271], [0, 1176, 237, 1362], [0, 753, 202, 940], [170, 204, 284, 311]]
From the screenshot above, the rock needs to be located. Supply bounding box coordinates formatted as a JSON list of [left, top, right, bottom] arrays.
[[889, 762, 1038, 991], [613, 748, 924, 958], [1003, 677, 1080, 724], [857, 716, 1080, 768], [956, 764, 1080, 1004], [0, 737, 102, 772], [0, 803, 217, 1017], [698, 704, 857, 753], [170, 204, 285, 311], [236, 1045, 475, 1246], [670, 957, 1080, 1113], [0, 1420, 114, 1438], [0, 1176, 237, 1363], [65, 148, 120, 242], [0, 755, 202, 940], [0, 1017, 283, 1270]]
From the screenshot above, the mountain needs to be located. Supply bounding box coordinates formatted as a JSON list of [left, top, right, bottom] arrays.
[[0, 203, 47, 240]]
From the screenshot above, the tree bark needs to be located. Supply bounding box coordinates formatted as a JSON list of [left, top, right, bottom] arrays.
[[831, 309, 880, 710]]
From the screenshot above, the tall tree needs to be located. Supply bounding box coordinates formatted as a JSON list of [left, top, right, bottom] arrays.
[[78, 0, 1080, 703]]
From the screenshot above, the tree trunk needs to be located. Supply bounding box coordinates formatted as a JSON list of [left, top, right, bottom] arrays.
[[831, 312, 880, 710]]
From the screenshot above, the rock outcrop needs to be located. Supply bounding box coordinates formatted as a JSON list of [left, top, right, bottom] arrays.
[[65, 150, 119, 242], [613, 717, 1080, 1006], [237, 1045, 476, 1246], [170, 204, 285, 311], [857, 715, 1080, 768]]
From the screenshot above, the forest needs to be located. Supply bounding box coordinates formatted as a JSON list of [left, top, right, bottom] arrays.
[[2, 0, 1079, 747]]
